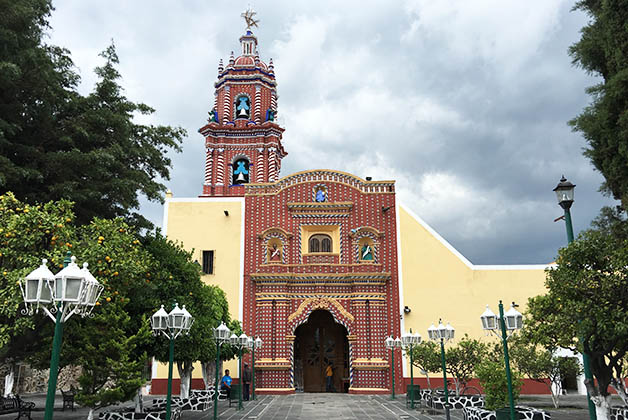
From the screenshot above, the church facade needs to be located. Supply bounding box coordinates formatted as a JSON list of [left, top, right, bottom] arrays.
[[153, 23, 562, 395]]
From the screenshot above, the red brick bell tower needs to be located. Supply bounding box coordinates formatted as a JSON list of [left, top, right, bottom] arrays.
[[198, 27, 287, 197]]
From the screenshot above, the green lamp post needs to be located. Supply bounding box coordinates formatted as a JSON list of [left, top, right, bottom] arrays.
[[230, 332, 251, 410], [401, 329, 422, 409], [251, 336, 262, 400], [384, 336, 401, 400], [481, 302, 523, 420], [20, 253, 104, 420], [151, 303, 194, 420], [553, 176, 597, 420], [212, 322, 231, 420], [428, 320, 454, 420]]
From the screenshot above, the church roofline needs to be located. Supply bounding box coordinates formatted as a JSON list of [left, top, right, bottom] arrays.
[[244, 169, 396, 196], [399, 203, 554, 270]]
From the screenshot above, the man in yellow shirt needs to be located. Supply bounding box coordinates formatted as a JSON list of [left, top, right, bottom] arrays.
[[325, 363, 334, 392]]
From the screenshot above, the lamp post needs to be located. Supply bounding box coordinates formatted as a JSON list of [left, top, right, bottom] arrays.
[[428, 321, 454, 420], [385, 336, 401, 400], [151, 304, 194, 420], [212, 323, 230, 420], [20, 252, 103, 420], [251, 336, 262, 400], [401, 329, 422, 409], [230, 333, 251, 410], [553, 176, 597, 420], [481, 302, 523, 420]]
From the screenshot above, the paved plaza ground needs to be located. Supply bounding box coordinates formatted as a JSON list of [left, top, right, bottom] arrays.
[[6, 392, 620, 420]]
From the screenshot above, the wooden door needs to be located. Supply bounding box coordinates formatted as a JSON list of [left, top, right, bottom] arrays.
[[296, 310, 347, 392]]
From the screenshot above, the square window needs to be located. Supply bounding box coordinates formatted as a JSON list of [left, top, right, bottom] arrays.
[[202, 250, 214, 275]]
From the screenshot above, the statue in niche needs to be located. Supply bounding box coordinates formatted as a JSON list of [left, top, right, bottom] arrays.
[[360, 242, 374, 261], [208, 108, 219, 123], [315, 186, 326, 202], [236, 96, 250, 119], [269, 243, 282, 262], [265, 108, 276, 122]]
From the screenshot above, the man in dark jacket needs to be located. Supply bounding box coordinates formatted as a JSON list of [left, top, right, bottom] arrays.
[[242, 363, 252, 401]]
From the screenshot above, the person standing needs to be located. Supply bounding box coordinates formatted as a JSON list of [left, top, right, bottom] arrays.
[[325, 363, 334, 392], [242, 363, 252, 401]]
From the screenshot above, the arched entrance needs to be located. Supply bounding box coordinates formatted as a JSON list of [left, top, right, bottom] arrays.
[[294, 309, 349, 393]]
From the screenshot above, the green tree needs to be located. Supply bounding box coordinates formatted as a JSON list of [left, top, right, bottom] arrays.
[[0, 194, 224, 412], [508, 334, 582, 408], [526, 229, 628, 419], [569, 0, 628, 209], [410, 341, 441, 390], [445, 335, 487, 396], [0, 0, 185, 228], [476, 359, 523, 411], [143, 233, 235, 398]]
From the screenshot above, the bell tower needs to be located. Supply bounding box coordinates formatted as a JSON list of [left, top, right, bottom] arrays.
[[199, 10, 287, 197]]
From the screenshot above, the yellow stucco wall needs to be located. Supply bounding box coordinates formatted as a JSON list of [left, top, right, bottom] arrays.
[[153, 198, 552, 381], [398, 204, 550, 374], [155, 197, 244, 380]]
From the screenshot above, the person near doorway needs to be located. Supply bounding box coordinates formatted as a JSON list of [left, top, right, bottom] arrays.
[[242, 363, 251, 401], [325, 363, 335, 392], [220, 369, 232, 399]]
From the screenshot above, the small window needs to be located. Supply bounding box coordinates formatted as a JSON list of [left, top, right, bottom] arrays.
[[202, 250, 214, 275], [309, 234, 332, 253]]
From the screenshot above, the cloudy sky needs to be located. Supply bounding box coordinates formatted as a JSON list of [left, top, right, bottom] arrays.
[[47, 0, 616, 265]]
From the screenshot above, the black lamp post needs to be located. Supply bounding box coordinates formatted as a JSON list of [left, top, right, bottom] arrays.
[[553, 176, 597, 420]]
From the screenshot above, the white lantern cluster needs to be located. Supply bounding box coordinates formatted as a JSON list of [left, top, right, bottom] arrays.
[[428, 321, 455, 342], [213, 322, 231, 344], [20, 256, 104, 323], [384, 336, 402, 350], [151, 303, 194, 339], [230, 332, 253, 349], [480, 303, 523, 336], [401, 331, 422, 348]]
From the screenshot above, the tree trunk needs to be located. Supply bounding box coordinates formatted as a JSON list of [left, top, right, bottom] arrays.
[[610, 378, 628, 406], [133, 388, 143, 413], [590, 395, 611, 420], [3, 364, 15, 397], [176, 361, 193, 399], [425, 373, 432, 390], [201, 362, 215, 389], [87, 408, 94, 420]]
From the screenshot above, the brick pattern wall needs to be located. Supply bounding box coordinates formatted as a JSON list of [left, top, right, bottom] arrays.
[[243, 170, 403, 394]]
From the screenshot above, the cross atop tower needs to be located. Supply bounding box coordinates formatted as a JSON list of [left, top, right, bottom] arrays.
[[241, 7, 259, 30]]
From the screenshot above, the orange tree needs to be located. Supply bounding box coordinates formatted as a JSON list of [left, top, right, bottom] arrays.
[[0, 193, 232, 412]]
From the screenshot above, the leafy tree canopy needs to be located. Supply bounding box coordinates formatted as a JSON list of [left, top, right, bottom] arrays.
[[569, 0, 628, 209], [0, 0, 185, 228], [526, 228, 628, 407], [0, 193, 233, 408]]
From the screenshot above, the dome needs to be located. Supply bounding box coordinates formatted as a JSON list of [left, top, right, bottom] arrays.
[[233, 55, 268, 70]]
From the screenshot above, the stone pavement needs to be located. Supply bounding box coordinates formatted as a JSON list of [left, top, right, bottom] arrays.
[[5, 392, 613, 420]]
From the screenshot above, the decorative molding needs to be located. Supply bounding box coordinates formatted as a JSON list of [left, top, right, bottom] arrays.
[[287, 297, 355, 323]]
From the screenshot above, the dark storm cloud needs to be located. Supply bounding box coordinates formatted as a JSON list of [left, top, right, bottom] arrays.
[[48, 0, 617, 264]]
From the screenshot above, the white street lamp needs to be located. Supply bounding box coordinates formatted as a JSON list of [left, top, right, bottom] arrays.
[[151, 303, 194, 420], [480, 301, 522, 420], [212, 323, 231, 420], [20, 253, 103, 420], [429, 320, 455, 420], [252, 336, 262, 400], [400, 329, 421, 409]]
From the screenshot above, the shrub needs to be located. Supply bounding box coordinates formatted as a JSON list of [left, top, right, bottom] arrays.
[[476, 360, 523, 411]]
